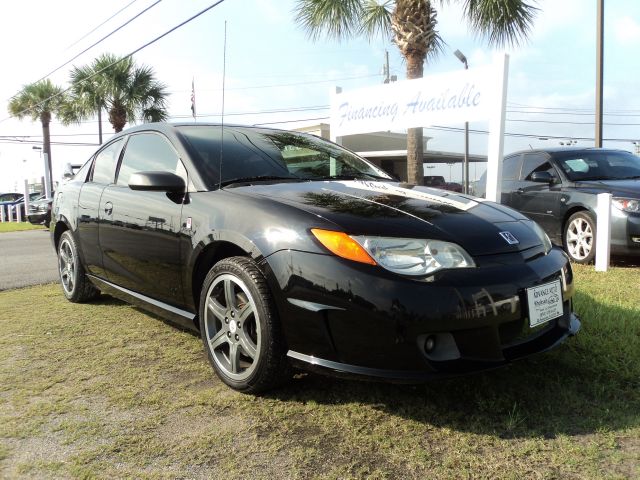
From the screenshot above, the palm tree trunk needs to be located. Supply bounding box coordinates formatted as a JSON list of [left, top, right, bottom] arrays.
[[109, 105, 127, 133], [406, 53, 425, 185], [40, 112, 53, 192]]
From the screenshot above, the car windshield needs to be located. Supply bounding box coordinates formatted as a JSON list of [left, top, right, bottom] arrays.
[[178, 125, 392, 189], [554, 151, 640, 181]]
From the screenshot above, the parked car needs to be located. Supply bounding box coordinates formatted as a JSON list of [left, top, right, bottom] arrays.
[[424, 175, 463, 193], [28, 194, 53, 227], [476, 148, 640, 263], [52, 123, 580, 393], [0, 192, 41, 220]]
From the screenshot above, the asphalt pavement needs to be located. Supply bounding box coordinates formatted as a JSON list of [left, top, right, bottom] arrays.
[[0, 229, 58, 291]]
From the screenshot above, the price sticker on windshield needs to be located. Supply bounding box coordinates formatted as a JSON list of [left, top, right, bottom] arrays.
[[526, 279, 563, 327]]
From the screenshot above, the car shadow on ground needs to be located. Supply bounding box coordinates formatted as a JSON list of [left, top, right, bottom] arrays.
[[265, 292, 639, 440]]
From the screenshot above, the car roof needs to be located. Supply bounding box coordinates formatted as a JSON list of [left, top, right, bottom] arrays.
[[507, 147, 631, 156]]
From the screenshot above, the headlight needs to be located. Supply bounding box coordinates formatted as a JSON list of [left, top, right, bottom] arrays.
[[528, 221, 552, 254], [612, 197, 640, 213], [352, 236, 475, 276]]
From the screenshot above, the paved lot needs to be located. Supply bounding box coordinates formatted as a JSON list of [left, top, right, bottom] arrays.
[[0, 230, 58, 291]]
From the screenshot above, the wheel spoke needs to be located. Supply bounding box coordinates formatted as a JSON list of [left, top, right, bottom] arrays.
[[229, 343, 240, 373], [207, 297, 226, 321], [209, 328, 228, 351], [239, 331, 257, 359], [224, 279, 236, 309], [238, 303, 253, 323], [567, 231, 579, 242]]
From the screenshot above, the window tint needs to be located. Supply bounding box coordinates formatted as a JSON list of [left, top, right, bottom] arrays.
[[521, 153, 556, 180], [92, 139, 123, 184], [117, 133, 181, 186], [502, 155, 523, 180], [74, 158, 93, 183], [179, 126, 391, 189]]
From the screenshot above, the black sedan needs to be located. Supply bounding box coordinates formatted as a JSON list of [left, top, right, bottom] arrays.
[[477, 148, 640, 263], [51, 123, 580, 392], [27, 194, 53, 227]]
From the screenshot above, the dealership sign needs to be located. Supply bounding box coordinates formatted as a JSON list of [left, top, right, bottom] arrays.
[[330, 66, 497, 136], [330, 54, 510, 205]]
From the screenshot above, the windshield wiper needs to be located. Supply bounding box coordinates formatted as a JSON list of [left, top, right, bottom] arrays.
[[220, 175, 301, 187]]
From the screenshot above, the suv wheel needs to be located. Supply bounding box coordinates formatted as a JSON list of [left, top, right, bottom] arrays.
[[564, 211, 596, 264], [199, 256, 290, 393]]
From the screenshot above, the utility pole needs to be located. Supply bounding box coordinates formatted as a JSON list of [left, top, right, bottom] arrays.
[[383, 51, 397, 84], [595, 0, 604, 147]]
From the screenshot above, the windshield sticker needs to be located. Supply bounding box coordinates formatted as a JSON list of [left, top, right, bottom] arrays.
[[333, 180, 479, 211]]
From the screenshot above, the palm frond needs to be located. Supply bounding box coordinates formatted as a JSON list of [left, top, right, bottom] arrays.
[[294, 0, 364, 40], [462, 0, 538, 47], [359, 0, 393, 39]]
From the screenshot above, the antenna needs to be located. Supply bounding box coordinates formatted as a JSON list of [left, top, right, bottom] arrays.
[[218, 20, 227, 190]]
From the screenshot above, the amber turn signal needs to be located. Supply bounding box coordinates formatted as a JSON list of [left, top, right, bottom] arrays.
[[310, 229, 377, 265]]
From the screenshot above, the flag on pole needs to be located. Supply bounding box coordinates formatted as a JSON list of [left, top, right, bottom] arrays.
[[190, 77, 196, 121]]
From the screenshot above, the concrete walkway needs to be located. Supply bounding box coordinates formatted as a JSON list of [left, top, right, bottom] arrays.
[[0, 230, 58, 291]]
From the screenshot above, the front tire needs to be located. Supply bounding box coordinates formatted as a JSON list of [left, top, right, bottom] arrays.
[[57, 231, 100, 302], [563, 211, 596, 264], [199, 256, 290, 393]]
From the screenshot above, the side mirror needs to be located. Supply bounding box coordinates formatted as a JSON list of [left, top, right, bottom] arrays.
[[530, 171, 556, 184], [128, 171, 186, 193]]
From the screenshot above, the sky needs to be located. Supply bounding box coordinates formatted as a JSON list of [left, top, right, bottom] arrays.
[[1, 0, 639, 192]]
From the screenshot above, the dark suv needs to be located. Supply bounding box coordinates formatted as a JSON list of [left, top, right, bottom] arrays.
[[477, 148, 640, 263]]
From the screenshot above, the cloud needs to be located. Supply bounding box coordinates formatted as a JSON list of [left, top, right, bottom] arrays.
[[613, 16, 640, 46]]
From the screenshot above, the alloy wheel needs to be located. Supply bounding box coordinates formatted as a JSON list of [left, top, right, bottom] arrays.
[[565, 216, 594, 261], [58, 238, 76, 295], [203, 274, 261, 381]]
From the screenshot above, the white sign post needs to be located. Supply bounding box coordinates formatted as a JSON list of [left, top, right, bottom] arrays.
[[595, 193, 611, 272], [330, 54, 509, 202]]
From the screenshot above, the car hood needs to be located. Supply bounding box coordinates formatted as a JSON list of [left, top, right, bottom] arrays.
[[575, 178, 640, 197], [231, 180, 542, 256]]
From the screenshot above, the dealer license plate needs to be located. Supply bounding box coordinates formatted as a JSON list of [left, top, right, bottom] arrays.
[[526, 279, 563, 328]]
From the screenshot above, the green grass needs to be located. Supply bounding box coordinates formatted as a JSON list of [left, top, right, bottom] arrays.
[[0, 266, 638, 479], [0, 221, 46, 233]]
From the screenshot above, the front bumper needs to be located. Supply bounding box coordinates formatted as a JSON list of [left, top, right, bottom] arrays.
[[264, 246, 579, 381], [611, 209, 640, 256]]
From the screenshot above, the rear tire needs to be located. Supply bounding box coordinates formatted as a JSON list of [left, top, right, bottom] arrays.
[[57, 231, 100, 302], [199, 256, 290, 393], [563, 211, 596, 264]]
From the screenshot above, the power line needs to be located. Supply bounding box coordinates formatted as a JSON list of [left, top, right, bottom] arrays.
[[1, 0, 228, 124], [65, 0, 140, 51], [507, 109, 640, 117], [507, 118, 640, 126], [27, 0, 163, 88]]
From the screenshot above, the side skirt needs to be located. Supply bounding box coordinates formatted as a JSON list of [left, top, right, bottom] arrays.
[[87, 275, 199, 333]]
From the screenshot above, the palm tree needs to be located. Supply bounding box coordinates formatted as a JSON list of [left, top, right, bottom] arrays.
[[8, 79, 66, 190], [294, 0, 537, 185], [64, 53, 169, 137]]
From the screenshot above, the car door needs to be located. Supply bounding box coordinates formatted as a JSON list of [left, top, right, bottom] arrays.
[[77, 138, 125, 277], [510, 153, 562, 236], [98, 132, 186, 306]]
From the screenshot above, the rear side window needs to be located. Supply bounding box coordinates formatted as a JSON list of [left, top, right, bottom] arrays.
[[91, 139, 124, 184], [117, 133, 182, 186], [502, 155, 523, 180]]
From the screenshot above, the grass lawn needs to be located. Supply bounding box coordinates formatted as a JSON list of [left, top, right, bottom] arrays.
[[0, 265, 638, 479], [0, 222, 46, 233]]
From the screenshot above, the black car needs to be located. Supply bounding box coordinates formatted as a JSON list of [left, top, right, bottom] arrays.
[[51, 123, 580, 393], [27, 194, 53, 227], [477, 148, 640, 263]]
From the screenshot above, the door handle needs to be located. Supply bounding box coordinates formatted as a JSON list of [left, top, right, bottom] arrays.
[[515, 188, 524, 194], [104, 201, 113, 216]]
